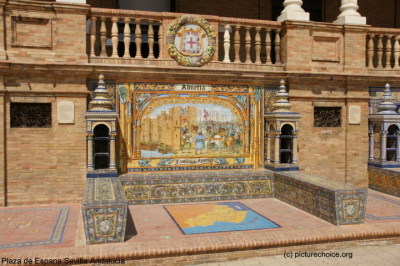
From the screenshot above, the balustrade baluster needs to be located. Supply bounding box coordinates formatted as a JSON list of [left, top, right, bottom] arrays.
[[135, 19, 142, 59], [223, 24, 231, 63], [123, 18, 131, 58], [234, 25, 240, 63], [367, 34, 375, 68], [385, 35, 393, 69], [111, 17, 119, 58], [394, 36, 400, 69], [148, 20, 155, 59], [89, 17, 97, 57], [255, 26, 261, 64], [245, 26, 251, 63], [275, 29, 281, 64], [377, 35, 384, 68], [100, 16, 107, 57], [265, 29, 271, 64], [158, 21, 162, 59]]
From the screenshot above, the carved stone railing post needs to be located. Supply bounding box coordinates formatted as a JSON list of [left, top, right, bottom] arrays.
[[234, 25, 241, 63], [148, 20, 155, 59], [123, 18, 131, 58], [377, 35, 384, 68], [158, 21, 163, 59], [223, 24, 231, 63], [100, 16, 107, 56], [255, 26, 261, 64], [135, 19, 142, 59], [367, 34, 375, 68], [394, 36, 400, 69], [385, 35, 393, 69], [275, 29, 281, 64], [111, 17, 119, 58], [265, 29, 271, 64], [89, 17, 97, 57], [245, 26, 251, 63]]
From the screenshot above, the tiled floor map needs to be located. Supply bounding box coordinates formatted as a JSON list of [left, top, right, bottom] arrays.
[[0, 206, 70, 249], [164, 202, 280, 234]]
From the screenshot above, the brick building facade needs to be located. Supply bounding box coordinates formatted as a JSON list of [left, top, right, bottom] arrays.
[[0, 0, 399, 206]]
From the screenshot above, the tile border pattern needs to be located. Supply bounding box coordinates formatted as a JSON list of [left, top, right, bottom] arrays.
[[0, 207, 70, 249]]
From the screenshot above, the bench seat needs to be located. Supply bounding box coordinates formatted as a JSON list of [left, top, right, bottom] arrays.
[[275, 171, 368, 225]]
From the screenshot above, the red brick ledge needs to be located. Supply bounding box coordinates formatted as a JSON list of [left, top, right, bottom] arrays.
[[2, 222, 400, 265]]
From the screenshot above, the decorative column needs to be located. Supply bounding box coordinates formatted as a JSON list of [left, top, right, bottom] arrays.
[[369, 130, 374, 160], [109, 133, 116, 170], [277, 0, 310, 22], [381, 130, 387, 162], [87, 134, 94, 170], [274, 133, 280, 164], [333, 0, 366, 25], [292, 132, 298, 163], [265, 131, 271, 163]]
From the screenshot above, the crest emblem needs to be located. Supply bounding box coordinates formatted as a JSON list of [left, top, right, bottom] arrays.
[[178, 26, 205, 56], [167, 15, 216, 67]]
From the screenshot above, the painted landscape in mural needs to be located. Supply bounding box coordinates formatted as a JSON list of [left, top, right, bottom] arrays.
[[139, 102, 245, 158]]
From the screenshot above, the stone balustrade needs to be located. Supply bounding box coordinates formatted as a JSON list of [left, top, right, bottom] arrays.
[[87, 8, 282, 67], [367, 28, 400, 70], [218, 19, 282, 65]]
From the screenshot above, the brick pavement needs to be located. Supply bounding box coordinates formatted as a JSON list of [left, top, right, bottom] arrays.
[[0, 189, 399, 265]]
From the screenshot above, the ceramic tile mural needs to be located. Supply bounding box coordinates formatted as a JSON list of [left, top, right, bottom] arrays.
[[116, 82, 263, 172]]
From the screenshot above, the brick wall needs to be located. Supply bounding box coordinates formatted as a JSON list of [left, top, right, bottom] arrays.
[[4, 77, 87, 206]]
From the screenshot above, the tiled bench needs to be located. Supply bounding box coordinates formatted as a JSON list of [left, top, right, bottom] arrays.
[[274, 171, 368, 225], [82, 177, 128, 244], [119, 169, 275, 204], [368, 166, 400, 197]]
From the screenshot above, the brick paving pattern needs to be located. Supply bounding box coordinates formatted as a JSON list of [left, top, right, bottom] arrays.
[[0, 189, 399, 265]]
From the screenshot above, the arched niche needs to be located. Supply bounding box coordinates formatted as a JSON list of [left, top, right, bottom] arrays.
[[280, 124, 294, 164], [387, 124, 399, 162], [93, 124, 110, 169]]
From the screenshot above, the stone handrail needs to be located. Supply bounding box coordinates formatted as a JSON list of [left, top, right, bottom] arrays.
[[87, 8, 283, 66], [367, 27, 400, 69]]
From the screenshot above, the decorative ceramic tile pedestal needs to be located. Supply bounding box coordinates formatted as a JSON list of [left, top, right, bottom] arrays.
[[275, 171, 368, 225], [82, 178, 128, 244]]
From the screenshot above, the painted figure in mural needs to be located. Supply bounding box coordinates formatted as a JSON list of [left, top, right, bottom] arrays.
[[212, 133, 222, 151], [194, 131, 205, 155], [225, 135, 235, 153], [118, 84, 127, 104], [182, 130, 192, 153]]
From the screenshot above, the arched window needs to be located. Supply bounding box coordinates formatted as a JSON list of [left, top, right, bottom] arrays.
[[280, 124, 294, 164], [387, 124, 399, 162], [93, 124, 110, 169]]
